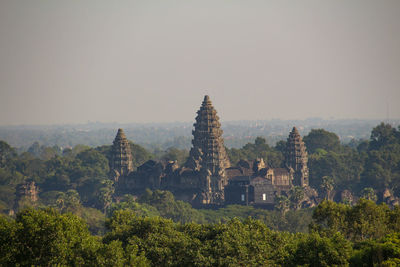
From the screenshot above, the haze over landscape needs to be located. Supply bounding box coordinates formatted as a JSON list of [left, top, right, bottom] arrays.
[[1, 0, 400, 125], [3, 2, 400, 266]]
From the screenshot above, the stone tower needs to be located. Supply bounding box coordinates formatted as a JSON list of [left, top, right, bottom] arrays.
[[110, 128, 134, 181], [14, 180, 39, 211], [286, 127, 309, 187], [186, 95, 230, 203]]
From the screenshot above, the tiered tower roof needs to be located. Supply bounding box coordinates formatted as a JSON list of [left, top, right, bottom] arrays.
[[110, 128, 133, 179], [286, 127, 309, 186], [186, 95, 230, 175]]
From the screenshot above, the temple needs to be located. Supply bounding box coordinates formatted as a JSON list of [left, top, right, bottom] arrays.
[[185, 95, 231, 203], [109, 128, 134, 181], [285, 127, 309, 187], [112, 95, 316, 207]]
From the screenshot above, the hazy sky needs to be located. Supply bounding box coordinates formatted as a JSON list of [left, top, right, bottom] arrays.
[[0, 1, 399, 125]]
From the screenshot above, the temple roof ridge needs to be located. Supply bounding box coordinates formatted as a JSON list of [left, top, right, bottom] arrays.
[[115, 128, 127, 140], [202, 95, 213, 107]]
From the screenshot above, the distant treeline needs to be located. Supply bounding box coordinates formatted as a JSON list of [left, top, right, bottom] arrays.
[[0, 119, 394, 150]]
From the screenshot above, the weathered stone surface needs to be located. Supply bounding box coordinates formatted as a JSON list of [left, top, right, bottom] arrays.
[[382, 188, 399, 207], [185, 95, 230, 203], [224, 158, 293, 206], [111, 102, 318, 208], [225, 128, 319, 208], [253, 158, 266, 173], [110, 128, 133, 181], [16, 180, 39, 202], [13, 180, 39, 212], [285, 127, 309, 187]]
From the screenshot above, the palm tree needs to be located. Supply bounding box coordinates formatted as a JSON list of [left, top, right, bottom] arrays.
[[320, 176, 334, 200], [275, 195, 290, 216], [361, 187, 377, 202], [289, 186, 305, 210]]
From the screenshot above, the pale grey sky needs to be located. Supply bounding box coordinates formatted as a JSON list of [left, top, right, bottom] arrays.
[[0, 0, 399, 125]]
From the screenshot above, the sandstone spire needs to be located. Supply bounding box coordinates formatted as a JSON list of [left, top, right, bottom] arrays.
[[186, 96, 230, 202], [286, 127, 309, 186], [110, 128, 133, 181]]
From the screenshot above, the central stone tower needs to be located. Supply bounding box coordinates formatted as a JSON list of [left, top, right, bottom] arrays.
[[186, 95, 230, 203], [285, 127, 309, 187], [110, 128, 134, 181]]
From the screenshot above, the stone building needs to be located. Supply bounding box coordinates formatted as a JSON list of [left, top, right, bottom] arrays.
[[113, 97, 315, 207], [224, 127, 312, 207], [184, 95, 231, 203], [285, 127, 309, 187], [109, 128, 134, 182], [115, 96, 231, 205], [13, 180, 39, 212], [224, 159, 292, 206]]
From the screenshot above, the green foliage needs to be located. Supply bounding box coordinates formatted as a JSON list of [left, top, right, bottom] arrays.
[[360, 187, 377, 202], [1, 123, 400, 266], [288, 232, 352, 266], [1, 208, 96, 266], [289, 186, 305, 210], [2, 201, 400, 266], [139, 190, 206, 224], [0, 185, 15, 211], [350, 233, 400, 266], [105, 210, 295, 266], [361, 123, 400, 193], [274, 195, 290, 215], [199, 204, 313, 233], [311, 200, 400, 243], [0, 140, 16, 168], [226, 136, 284, 167], [74, 148, 109, 178], [370, 122, 399, 150], [160, 147, 189, 165], [196, 218, 292, 266], [27, 141, 61, 160], [308, 150, 364, 192], [110, 194, 160, 218], [0, 208, 148, 266], [303, 128, 341, 154], [98, 180, 115, 213], [320, 176, 334, 200], [130, 142, 154, 168]]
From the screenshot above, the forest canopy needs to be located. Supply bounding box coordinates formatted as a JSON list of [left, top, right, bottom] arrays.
[[1, 122, 400, 265]]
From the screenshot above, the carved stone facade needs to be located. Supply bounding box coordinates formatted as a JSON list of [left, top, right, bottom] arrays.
[[224, 159, 293, 206], [110, 128, 134, 181], [114, 99, 315, 207], [185, 95, 231, 203], [285, 127, 309, 187], [116, 96, 231, 205]]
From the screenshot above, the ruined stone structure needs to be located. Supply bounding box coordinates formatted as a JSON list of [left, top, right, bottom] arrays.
[[13, 180, 39, 212], [110, 128, 134, 181], [16, 180, 39, 203], [285, 127, 309, 187]]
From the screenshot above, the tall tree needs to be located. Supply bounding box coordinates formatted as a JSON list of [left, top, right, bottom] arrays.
[[303, 129, 341, 154], [320, 176, 335, 200]]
